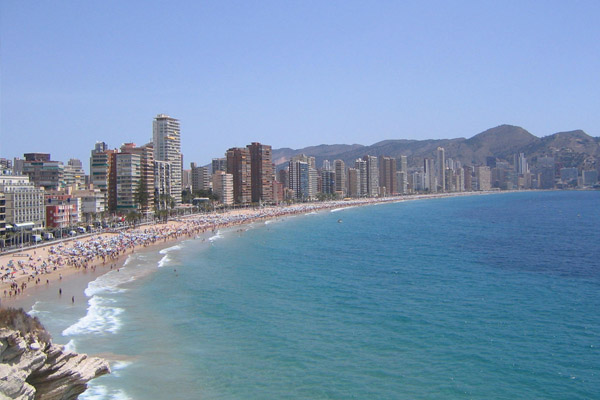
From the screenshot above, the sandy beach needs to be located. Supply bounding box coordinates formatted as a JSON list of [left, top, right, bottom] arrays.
[[0, 191, 502, 309]]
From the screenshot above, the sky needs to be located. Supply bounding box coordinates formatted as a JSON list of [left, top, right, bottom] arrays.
[[1, 1, 599, 170]]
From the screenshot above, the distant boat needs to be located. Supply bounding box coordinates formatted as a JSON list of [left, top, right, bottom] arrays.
[[337, 219, 343, 223]]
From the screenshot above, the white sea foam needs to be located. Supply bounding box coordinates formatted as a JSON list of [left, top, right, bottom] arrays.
[[265, 220, 273, 225], [330, 205, 357, 213], [63, 339, 77, 353], [209, 230, 222, 242], [111, 360, 132, 377], [28, 301, 47, 317], [85, 271, 132, 297], [159, 244, 182, 254], [62, 296, 123, 336], [157, 254, 170, 268], [156, 244, 183, 267], [305, 211, 318, 215], [80, 385, 132, 400]]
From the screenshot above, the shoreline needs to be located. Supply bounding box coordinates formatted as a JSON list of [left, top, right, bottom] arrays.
[[0, 190, 512, 310]]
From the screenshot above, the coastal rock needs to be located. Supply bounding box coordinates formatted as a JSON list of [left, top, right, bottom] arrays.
[[0, 309, 110, 400]]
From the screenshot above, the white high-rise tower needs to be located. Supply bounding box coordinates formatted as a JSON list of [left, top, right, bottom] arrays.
[[153, 114, 182, 205]]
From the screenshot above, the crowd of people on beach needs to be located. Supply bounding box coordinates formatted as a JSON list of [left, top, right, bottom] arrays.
[[0, 194, 458, 300]]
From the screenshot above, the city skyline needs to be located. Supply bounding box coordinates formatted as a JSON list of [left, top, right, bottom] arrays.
[[2, 2, 600, 167]]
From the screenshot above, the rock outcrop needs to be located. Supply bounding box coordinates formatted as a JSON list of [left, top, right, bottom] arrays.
[[0, 308, 109, 400]]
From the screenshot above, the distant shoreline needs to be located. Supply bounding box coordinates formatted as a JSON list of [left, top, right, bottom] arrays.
[[0, 190, 517, 310]]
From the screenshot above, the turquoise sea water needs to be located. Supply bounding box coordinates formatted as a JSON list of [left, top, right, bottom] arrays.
[[31, 191, 599, 399]]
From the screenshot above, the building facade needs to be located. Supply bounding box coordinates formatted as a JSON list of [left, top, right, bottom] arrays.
[[226, 147, 252, 204], [248, 142, 274, 203], [153, 114, 182, 205]]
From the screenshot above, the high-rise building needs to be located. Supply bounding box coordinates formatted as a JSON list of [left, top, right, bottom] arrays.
[[153, 114, 182, 205], [212, 158, 227, 173], [514, 153, 529, 175], [22, 153, 64, 190], [321, 170, 336, 195], [396, 171, 407, 194], [113, 151, 141, 213], [289, 160, 310, 201], [437, 147, 446, 192], [277, 169, 289, 189], [322, 160, 332, 171], [120, 143, 155, 214], [423, 158, 436, 192], [475, 166, 491, 191], [334, 160, 346, 196], [378, 156, 397, 195], [226, 147, 252, 204], [90, 142, 115, 212], [355, 159, 367, 196], [63, 159, 86, 190], [191, 163, 210, 193], [212, 171, 234, 205], [347, 168, 360, 197], [537, 156, 555, 189], [154, 160, 172, 210], [248, 142, 274, 203], [363, 155, 379, 197]]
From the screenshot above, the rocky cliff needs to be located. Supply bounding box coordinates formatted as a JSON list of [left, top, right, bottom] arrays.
[[0, 308, 109, 400]]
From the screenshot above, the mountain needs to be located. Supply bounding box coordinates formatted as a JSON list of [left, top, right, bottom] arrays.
[[272, 125, 600, 171]]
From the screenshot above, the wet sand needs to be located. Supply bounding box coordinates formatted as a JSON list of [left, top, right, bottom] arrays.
[[1, 191, 504, 310]]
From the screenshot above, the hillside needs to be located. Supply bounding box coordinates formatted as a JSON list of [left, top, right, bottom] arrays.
[[272, 125, 599, 171]]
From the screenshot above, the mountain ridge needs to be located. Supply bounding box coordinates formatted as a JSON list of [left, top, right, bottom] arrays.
[[272, 125, 600, 171]]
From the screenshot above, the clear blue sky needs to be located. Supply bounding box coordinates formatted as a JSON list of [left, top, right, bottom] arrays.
[[1, 1, 599, 170]]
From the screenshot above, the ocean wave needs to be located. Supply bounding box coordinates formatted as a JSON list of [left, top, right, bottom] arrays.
[[305, 211, 317, 215], [159, 244, 182, 254], [209, 231, 222, 242], [111, 360, 132, 377], [330, 205, 358, 213], [63, 339, 77, 353], [62, 296, 123, 336], [157, 254, 171, 268], [28, 301, 47, 317], [85, 271, 132, 297], [80, 385, 132, 400]]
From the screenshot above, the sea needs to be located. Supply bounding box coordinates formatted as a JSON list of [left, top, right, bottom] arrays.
[[28, 191, 599, 399]]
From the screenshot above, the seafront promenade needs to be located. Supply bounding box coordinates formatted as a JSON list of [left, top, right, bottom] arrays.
[[0, 192, 495, 304]]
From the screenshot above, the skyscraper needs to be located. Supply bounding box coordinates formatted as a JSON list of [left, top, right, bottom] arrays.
[[423, 158, 436, 193], [289, 160, 310, 201], [354, 159, 367, 196], [248, 142, 274, 204], [334, 160, 346, 196], [212, 158, 227, 173], [191, 163, 210, 193], [363, 155, 379, 197], [437, 147, 446, 192], [378, 156, 397, 195], [212, 171, 234, 205], [120, 142, 155, 215], [153, 114, 182, 205], [226, 147, 252, 204]]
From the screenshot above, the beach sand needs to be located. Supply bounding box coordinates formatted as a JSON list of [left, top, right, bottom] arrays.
[[0, 191, 503, 310]]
